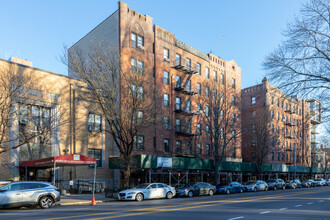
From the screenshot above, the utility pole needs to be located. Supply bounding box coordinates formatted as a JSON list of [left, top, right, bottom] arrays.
[[294, 144, 296, 179]]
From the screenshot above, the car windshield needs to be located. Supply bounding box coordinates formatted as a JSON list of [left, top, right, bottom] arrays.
[[245, 181, 256, 185], [134, 183, 149, 189], [0, 182, 10, 188], [181, 183, 196, 188], [267, 180, 275, 183]]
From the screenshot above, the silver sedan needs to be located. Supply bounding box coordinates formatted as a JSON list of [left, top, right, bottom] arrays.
[[243, 180, 268, 192], [118, 183, 176, 201]]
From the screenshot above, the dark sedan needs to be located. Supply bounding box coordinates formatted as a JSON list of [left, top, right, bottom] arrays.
[[176, 182, 216, 198], [266, 179, 285, 190], [285, 180, 302, 189], [216, 182, 244, 194]]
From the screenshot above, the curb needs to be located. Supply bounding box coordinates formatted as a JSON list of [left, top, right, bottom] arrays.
[[56, 199, 114, 206]]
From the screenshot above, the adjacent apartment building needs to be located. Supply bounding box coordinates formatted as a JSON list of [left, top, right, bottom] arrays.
[[241, 77, 321, 169]]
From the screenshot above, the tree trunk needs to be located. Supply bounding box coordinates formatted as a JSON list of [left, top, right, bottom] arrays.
[[122, 157, 131, 188], [214, 160, 221, 185]]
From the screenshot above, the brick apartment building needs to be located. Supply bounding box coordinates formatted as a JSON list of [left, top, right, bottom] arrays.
[[241, 77, 321, 170], [69, 1, 242, 185]]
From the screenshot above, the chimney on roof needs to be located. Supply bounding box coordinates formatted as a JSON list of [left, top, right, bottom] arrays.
[[8, 57, 33, 67]]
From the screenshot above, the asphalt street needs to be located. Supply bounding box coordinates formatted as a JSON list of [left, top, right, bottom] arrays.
[[0, 186, 329, 220]]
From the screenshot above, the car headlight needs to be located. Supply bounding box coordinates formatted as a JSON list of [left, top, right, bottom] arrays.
[[126, 192, 136, 195]]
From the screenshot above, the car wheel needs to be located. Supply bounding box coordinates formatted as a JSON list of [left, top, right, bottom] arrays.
[[292, 185, 295, 189], [135, 193, 144, 202], [38, 196, 54, 209], [265, 187, 268, 192], [188, 191, 194, 198], [253, 187, 257, 192], [209, 189, 214, 196], [273, 186, 277, 190], [166, 192, 173, 199], [226, 189, 230, 194], [240, 188, 244, 193], [282, 185, 285, 190]]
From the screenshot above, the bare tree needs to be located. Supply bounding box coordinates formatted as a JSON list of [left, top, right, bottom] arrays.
[[198, 80, 240, 185], [64, 47, 159, 187], [243, 109, 278, 180], [263, 0, 330, 120]]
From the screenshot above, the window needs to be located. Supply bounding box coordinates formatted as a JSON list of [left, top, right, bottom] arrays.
[[133, 111, 143, 125], [88, 113, 102, 132], [137, 60, 144, 75], [186, 58, 191, 70], [137, 35, 144, 49], [164, 116, 170, 129], [232, 113, 236, 122], [277, 112, 280, 120], [220, 74, 224, 85], [176, 76, 181, 88], [176, 141, 182, 153], [251, 152, 256, 160], [164, 94, 169, 107], [232, 148, 236, 158], [186, 121, 191, 133], [196, 63, 201, 75], [205, 106, 209, 117], [271, 110, 274, 119], [187, 142, 192, 154], [232, 130, 236, 140], [206, 125, 210, 136], [29, 88, 43, 98], [164, 48, 169, 61], [131, 84, 143, 100], [31, 106, 40, 126], [271, 97, 274, 105], [164, 139, 170, 152], [205, 67, 210, 78], [197, 103, 201, 113], [176, 54, 181, 65], [185, 79, 191, 91], [271, 124, 274, 133], [206, 86, 209, 98], [251, 96, 256, 105], [251, 125, 256, 133], [232, 95, 236, 105], [176, 119, 181, 132], [232, 78, 236, 89], [206, 144, 211, 155], [197, 123, 201, 134], [197, 83, 201, 95], [133, 135, 144, 150], [131, 58, 137, 73], [197, 143, 202, 154], [251, 110, 256, 118], [213, 71, 217, 81], [220, 127, 224, 139], [42, 108, 50, 127], [176, 97, 181, 110], [220, 110, 224, 120], [19, 106, 29, 124], [131, 32, 137, 48], [220, 92, 224, 103], [88, 149, 102, 167], [164, 71, 169, 84], [186, 100, 191, 112]]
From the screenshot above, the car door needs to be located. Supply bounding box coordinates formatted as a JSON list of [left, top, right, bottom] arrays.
[[0, 183, 23, 207], [146, 184, 158, 199], [21, 182, 44, 205], [193, 183, 201, 195], [157, 184, 166, 198]]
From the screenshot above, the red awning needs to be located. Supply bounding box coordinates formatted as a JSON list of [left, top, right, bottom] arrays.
[[19, 154, 97, 167]]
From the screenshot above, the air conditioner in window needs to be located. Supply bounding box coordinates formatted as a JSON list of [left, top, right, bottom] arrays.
[[164, 57, 170, 62], [138, 45, 144, 50]]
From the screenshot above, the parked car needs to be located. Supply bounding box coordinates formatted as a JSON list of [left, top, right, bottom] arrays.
[[0, 181, 60, 209], [266, 179, 285, 190], [306, 179, 317, 187], [285, 180, 302, 189], [217, 182, 244, 194], [301, 180, 310, 188], [243, 180, 268, 192], [326, 179, 330, 186], [118, 183, 176, 201], [315, 178, 327, 186], [176, 182, 216, 198]]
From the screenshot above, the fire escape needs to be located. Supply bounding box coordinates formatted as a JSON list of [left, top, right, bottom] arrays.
[[284, 107, 296, 165]]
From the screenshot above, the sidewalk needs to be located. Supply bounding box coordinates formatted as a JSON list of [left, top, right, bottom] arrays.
[[57, 193, 116, 206]]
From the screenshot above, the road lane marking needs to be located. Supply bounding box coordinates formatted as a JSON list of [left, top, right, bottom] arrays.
[[280, 208, 287, 210], [295, 205, 302, 207], [307, 202, 313, 204], [259, 211, 270, 214], [319, 200, 324, 202], [228, 217, 244, 220], [44, 188, 330, 220]]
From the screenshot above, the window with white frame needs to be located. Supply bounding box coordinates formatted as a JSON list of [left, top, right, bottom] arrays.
[[220, 74, 224, 84], [197, 83, 201, 95], [164, 116, 170, 129], [176, 75, 181, 88], [176, 54, 181, 65], [164, 139, 170, 152], [176, 140, 182, 153], [164, 94, 169, 107], [164, 71, 169, 84], [176, 97, 181, 110], [88, 113, 102, 132], [176, 119, 181, 132], [213, 70, 217, 81], [164, 48, 169, 61], [196, 63, 201, 75], [186, 58, 191, 70], [251, 96, 256, 105], [205, 67, 210, 78], [133, 135, 144, 150]]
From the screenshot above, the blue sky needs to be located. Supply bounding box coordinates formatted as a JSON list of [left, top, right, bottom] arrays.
[[0, 0, 306, 89]]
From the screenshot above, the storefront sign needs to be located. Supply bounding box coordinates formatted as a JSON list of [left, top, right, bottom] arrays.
[[157, 157, 172, 168]]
